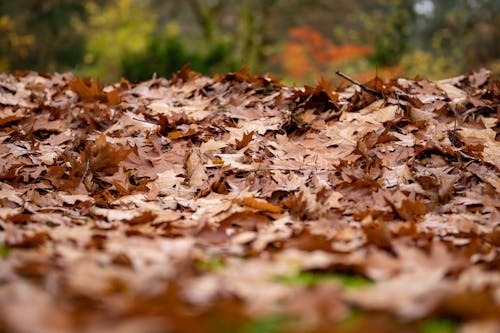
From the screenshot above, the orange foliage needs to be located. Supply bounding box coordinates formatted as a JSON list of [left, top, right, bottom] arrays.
[[282, 43, 315, 77], [282, 26, 372, 81], [327, 45, 372, 62], [355, 66, 404, 83]]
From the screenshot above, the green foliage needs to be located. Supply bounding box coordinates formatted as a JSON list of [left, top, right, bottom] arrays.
[[0, 0, 88, 72], [364, 0, 417, 67], [79, 0, 154, 82], [122, 32, 239, 82], [397, 0, 500, 79], [417, 0, 500, 72], [400, 50, 457, 80]]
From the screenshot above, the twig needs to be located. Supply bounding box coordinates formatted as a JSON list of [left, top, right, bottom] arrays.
[[225, 167, 339, 174], [132, 117, 158, 125], [335, 70, 383, 98]]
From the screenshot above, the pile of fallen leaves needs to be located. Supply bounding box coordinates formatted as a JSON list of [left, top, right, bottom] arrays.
[[0, 66, 499, 333]]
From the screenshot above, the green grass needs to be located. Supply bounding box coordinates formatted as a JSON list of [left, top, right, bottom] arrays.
[[0, 245, 10, 258], [236, 316, 286, 333], [45, 221, 58, 227], [337, 308, 364, 331], [420, 317, 459, 333], [274, 271, 373, 289], [196, 258, 225, 271]]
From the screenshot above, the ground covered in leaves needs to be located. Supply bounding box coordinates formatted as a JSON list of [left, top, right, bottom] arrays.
[[0, 67, 499, 333]]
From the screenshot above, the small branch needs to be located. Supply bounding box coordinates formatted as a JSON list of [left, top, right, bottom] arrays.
[[132, 117, 157, 125], [229, 167, 339, 174], [336, 70, 383, 98]]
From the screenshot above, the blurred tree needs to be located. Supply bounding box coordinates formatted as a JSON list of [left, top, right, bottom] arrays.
[[281, 26, 372, 82], [120, 0, 275, 81], [79, 0, 154, 82], [0, 0, 89, 72], [88, 0, 500, 81], [2, 0, 497, 81], [121, 22, 239, 82], [238, 0, 271, 70], [0, 15, 33, 71], [251, 0, 413, 81], [180, 0, 276, 72], [362, 0, 417, 67], [417, 0, 499, 73], [186, 0, 222, 46]]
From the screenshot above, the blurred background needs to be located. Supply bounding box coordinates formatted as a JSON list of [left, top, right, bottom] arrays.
[[1, 0, 499, 85]]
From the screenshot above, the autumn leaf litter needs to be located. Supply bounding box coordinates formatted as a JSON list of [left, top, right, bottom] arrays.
[[0, 67, 499, 332]]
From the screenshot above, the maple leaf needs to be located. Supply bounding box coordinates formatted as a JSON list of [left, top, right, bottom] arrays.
[[171, 63, 201, 84], [69, 76, 121, 105], [86, 134, 132, 175], [281, 191, 309, 219], [396, 199, 427, 222], [234, 131, 254, 149], [361, 215, 395, 255]]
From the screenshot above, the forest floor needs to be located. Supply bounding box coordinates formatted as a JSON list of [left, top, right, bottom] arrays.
[[0, 67, 499, 333]]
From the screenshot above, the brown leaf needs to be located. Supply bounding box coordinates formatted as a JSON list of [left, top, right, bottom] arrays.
[[168, 127, 198, 140], [69, 76, 106, 102], [88, 134, 132, 175], [361, 215, 395, 255], [235, 131, 254, 149], [242, 197, 283, 214], [396, 199, 427, 222], [123, 210, 157, 225], [171, 63, 200, 84], [69, 76, 121, 105], [2, 68, 500, 333]]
